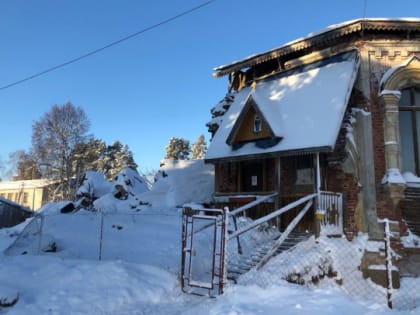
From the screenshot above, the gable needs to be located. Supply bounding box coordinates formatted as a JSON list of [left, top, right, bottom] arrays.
[[205, 50, 360, 162], [226, 95, 274, 146]]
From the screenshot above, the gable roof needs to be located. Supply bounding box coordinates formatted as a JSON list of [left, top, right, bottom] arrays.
[[226, 94, 275, 145], [205, 50, 360, 162]]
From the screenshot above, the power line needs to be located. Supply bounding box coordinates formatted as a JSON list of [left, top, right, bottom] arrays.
[[363, 0, 368, 18], [0, 0, 215, 91]]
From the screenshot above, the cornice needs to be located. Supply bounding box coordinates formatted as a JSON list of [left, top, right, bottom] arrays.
[[213, 19, 420, 78]]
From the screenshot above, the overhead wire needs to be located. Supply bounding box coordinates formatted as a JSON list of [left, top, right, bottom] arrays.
[[0, 0, 215, 91]]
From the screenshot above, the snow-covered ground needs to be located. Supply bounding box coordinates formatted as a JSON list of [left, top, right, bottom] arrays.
[[0, 160, 419, 314]]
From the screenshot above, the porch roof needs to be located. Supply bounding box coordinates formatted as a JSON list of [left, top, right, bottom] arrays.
[[205, 50, 360, 162]]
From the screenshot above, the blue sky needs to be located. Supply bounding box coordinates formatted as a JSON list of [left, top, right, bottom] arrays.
[[0, 0, 419, 175]]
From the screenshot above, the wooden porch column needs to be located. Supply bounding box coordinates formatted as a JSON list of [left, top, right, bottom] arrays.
[[275, 157, 281, 209], [316, 153, 321, 201]]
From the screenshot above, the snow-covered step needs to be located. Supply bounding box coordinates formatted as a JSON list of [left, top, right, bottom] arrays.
[[227, 232, 312, 282]]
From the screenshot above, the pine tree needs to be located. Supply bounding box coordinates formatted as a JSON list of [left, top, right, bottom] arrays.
[[191, 134, 207, 160], [164, 137, 191, 160], [106, 141, 137, 179], [69, 139, 138, 182]]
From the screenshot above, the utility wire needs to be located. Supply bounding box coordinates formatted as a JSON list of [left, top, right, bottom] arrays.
[[363, 0, 368, 18], [0, 0, 215, 91]]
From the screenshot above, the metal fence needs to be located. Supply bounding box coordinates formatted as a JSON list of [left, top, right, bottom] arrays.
[[234, 215, 420, 310], [181, 195, 420, 311], [5, 204, 420, 311], [4, 210, 182, 274]]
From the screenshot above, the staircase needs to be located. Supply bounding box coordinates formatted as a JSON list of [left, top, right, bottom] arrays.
[[400, 187, 420, 236], [227, 231, 312, 282]]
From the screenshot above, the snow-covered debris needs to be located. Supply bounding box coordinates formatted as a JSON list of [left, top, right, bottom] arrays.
[[139, 159, 214, 209], [75, 168, 149, 211], [0, 285, 18, 307], [113, 167, 149, 196], [76, 171, 112, 201], [206, 93, 235, 135]]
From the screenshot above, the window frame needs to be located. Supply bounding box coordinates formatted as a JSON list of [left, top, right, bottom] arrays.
[[399, 85, 420, 175]]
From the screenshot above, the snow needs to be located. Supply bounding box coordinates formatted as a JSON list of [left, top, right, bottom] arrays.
[[379, 90, 402, 97], [0, 286, 18, 307], [138, 159, 214, 209], [379, 55, 420, 91], [206, 51, 360, 161], [401, 229, 420, 249], [381, 168, 406, 185], [76, 171, 112, 199], [402, 172, 420, 188], [0, 160, 419, 314]]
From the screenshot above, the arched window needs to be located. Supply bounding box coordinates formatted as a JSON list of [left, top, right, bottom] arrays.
[[399, 85, 420, 175]]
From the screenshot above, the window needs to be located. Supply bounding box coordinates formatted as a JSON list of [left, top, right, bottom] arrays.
[[295, 155, 314, 185], [253, 114, 262, 133], [399, 85, 420, 175], [23, 192, 29, 204]]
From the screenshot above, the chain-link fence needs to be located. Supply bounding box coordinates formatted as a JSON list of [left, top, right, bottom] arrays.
[[4, 210, 182, 273], [5, 205, 420, 311], [223, 208, 420, 311]]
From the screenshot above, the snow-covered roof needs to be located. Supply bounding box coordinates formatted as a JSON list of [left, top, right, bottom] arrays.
[[205, 50, 360, 162], [0, 179, 51, 190], [213, 18, 420, 77]]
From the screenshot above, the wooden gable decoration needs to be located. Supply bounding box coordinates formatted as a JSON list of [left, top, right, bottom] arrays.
[[226, 94, 280, 149]]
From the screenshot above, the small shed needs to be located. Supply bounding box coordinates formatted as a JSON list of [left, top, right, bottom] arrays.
[[0, 197, 33, 228]]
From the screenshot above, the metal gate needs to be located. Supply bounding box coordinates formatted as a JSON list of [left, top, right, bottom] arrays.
[[181, 207, 227, 296]]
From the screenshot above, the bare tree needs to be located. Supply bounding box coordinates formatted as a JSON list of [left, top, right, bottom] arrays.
[[32, 102, 90, 200]]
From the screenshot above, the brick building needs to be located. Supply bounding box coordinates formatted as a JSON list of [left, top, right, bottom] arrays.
[[205, 18, 420, 242]]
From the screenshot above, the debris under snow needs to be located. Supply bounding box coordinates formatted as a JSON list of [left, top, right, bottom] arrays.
[[0, 285, 18, 307]]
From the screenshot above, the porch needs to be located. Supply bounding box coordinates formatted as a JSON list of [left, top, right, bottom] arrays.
[[212, 190, 343, 236], [211, 153, 343, 235]]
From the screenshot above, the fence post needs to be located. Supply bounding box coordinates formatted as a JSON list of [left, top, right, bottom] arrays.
[[383, 219, 393, 309], [98, 212, 104, 261], [221, 206, 228, 294], [37, 214, 44, 255]]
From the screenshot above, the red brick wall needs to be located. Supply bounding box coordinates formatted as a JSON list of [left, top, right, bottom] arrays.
[[368, 64, 403, 223]]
